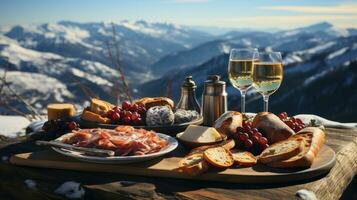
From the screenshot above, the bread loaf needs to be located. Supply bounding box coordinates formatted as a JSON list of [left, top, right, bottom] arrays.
[[252, 112, 295, 144], [136, 97, 174, 110], [267, 127, 325, 168], [214, 111, 243, 138]]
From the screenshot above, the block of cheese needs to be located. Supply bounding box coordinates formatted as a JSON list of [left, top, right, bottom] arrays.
[[180, 125, 222, 143], [47, 103, 75, 120]]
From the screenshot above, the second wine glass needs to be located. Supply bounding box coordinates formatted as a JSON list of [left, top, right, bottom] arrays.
[[252, 51, 283, 112], [228, 48, 258, 113]]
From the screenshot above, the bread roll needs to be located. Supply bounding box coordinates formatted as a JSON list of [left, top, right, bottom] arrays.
[[267, 127, 325, 168], [136, 97, 174, 110], [214, 111, 243, 138], [252, 112, 295, 144]]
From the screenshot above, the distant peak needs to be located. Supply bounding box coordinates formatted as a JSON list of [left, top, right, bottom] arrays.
[[297, 21, 333, 32]]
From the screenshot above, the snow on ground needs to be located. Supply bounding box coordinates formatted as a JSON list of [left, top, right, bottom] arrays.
[[55, 181, 85, 199], [24, 179, 37, 190], [0, 115, 30, 138]]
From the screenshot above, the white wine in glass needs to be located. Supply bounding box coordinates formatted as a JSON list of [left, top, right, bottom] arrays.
[[228, 48, 258, 113], [252, 52, 283, 112]]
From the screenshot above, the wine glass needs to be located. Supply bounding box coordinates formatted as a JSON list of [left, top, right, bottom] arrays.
[[228, 48, 258, 113], [252, 52, 283, 112]]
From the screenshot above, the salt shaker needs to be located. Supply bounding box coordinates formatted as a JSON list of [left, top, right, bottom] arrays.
[[202, 75, 227, 126], [176, 76, 201, 113]]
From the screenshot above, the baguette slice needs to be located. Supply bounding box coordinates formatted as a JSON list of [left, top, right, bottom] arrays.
[[231, 150, 257, 167], [189, 139, 235, 156], [179, 153, 209, 176], [258, 139, 303, 164], [203, 147, 234, 168], [268, 127, 325, 168]]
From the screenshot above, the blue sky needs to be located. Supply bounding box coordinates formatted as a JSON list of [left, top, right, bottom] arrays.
[[0, 0, 357, 29]]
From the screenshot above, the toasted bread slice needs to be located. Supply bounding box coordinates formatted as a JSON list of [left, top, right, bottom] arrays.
[[268, 127, 325, 168], [231, 150, 257, 167], [258, 139, 303, 164], [89, 98, 114, 117], [188, 139, 235, 156], [179, 153, 209, 176], [81, 110, 111, 124], [203, 147, 234, 168]]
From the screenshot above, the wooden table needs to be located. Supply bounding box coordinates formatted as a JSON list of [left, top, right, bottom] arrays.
[[0, 127, 356, 200]]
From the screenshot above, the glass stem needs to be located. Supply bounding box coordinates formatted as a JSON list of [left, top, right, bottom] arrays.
[[263, 95, 269, 112], [241, 90, 246, 113]]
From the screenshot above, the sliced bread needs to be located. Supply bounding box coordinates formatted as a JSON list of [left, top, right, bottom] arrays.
[[188, 139, 235, 156], [258, 139, 303, 164], [267, 127, 325, 168], [203, 147, 234, 168], [231, 150, 257, 167], [179, 153, 209, 176]]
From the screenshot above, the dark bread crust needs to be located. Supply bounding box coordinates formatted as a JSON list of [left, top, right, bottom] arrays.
[[214, 111, 243, 138], [252, 112, 295, 144]]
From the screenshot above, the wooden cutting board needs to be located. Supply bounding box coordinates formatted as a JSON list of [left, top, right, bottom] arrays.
[[10, 145, 336, 184]]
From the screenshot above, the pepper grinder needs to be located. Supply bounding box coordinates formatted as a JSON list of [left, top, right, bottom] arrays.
[[176, 76, 201, 113], [202, 75, 227, 126]]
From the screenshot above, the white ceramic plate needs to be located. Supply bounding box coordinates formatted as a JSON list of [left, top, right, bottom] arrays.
[[52, 132, 178, 164]]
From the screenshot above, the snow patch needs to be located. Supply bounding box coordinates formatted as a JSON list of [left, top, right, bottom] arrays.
[[55, 181, 85, 199], [24, 179, 37, 190], [327, 47, 349, 60]]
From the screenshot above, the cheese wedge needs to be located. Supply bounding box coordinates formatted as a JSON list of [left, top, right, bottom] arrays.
[[180, 125, 222, 143], [89, 98, 114, 117], [47, 103, 75, 120]]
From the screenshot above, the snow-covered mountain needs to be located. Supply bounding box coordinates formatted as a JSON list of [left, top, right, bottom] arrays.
[[141, 26, 357, 122], [1, 21, 357, 121]]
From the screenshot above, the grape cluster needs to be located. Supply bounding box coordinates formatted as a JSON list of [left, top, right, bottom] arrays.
[[232, 121, 269, 155], [278, 112, 305, 132], [42, 119, 78, 133], [106, 101, 147, 125]]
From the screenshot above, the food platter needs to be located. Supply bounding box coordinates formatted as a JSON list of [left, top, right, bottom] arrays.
[[52, 132, 178, 164], [74, 115, 203, 135]]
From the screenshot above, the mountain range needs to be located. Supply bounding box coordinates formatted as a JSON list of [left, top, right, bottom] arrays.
[[0, 20, 356, 122]]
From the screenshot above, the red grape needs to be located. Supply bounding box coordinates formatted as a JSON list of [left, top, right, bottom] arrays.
[[124, 111, 132, 118], [290, 117, 296, 123], [251, 128, 259, 133], [252, 132, 262, 138], [107, 110, 114, 118], [278, 112, 288, 120], [113, 106, 120, 113], [296, 118, 303, 125], [259, 137, 268, 145], [244, 121, 253, 127], [68, 121, 77, 130], [111, 112, 120, 121], [286, 121, 294, 129], [243, 125, 251, 132], [131, 112, 140, 121], [121, 101, 131, 110], [244, 139, 253, 149], [130, 104, 139, 112], [123, 116, 131, 124], [251, 135, 260, 144], [237, 132, 249, 142]]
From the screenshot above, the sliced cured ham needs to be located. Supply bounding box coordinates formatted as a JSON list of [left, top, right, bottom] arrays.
[[62, 126, 168, 156]]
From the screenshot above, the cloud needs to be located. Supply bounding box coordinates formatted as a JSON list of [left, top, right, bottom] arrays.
[[213, 15, 357, 28], [260, 4, 357, 14]]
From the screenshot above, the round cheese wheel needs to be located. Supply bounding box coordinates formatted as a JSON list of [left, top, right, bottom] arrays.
[[47, 103, 75, 120], [146, 106, 174, 126]]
